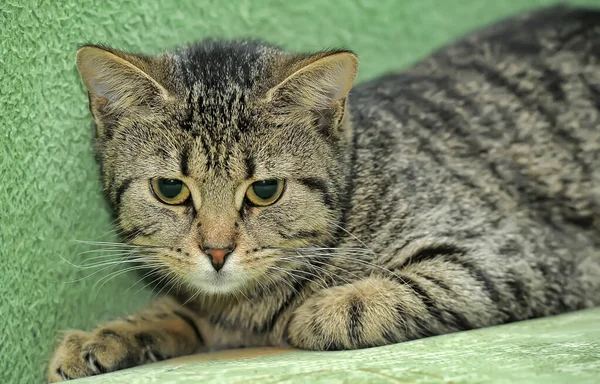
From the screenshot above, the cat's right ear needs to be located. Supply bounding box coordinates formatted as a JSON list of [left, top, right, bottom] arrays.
[[263, 50, 358, 137], [264, 51, 358, 129], [76, 45, 171, 119]]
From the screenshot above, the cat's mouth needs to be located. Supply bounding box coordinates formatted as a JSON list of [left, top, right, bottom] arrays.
[[184, 251, 249, 295]]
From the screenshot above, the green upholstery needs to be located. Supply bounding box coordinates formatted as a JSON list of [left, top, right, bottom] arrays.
[[79, 308, 600, 383], [1, 1, 599, 383]]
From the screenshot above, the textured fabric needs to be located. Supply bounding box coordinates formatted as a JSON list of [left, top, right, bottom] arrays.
[[1, 0, 599, 383], [77, 308, 600, 383]]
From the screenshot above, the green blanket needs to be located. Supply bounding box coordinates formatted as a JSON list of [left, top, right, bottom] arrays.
[[1, 1, 599, 383], [77, 308, 600, 384]]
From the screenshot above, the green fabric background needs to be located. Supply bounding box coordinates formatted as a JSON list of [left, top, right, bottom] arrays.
[[1, 1, 599, 383]]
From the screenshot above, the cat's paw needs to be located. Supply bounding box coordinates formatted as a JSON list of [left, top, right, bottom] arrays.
[[286, 277, 401, 351], [46, 327, 161, 382]]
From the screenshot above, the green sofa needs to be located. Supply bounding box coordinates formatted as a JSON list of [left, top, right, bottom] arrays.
[[74, 308, 600, 383], [1, 1, 599, 383]]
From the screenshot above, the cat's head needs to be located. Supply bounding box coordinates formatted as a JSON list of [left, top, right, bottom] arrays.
[[76, 40, 359, 295]]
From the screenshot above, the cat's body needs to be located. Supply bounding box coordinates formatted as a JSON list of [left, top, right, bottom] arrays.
[[48, 5, 600, 382]]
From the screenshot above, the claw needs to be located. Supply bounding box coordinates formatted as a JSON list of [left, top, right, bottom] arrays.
[[144, 349, 167, 362], [146, 350, 158, 362], [56, 368, 70, 381], [84, 352, 105, 374]]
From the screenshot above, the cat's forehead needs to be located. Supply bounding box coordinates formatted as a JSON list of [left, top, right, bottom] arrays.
[[172, 39, 281, 95], [169, 40, 283, 147], [180, 85, 252, 132]]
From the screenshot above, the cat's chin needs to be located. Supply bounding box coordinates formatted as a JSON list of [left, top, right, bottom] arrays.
[[186, 272, 248, 295]]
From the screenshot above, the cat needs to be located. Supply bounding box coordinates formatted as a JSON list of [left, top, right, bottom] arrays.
[[47, 5, 600, 382]]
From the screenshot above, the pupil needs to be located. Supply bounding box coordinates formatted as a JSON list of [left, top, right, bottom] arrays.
[[252, 180, 278, 199], [159, 179, 182, 198]]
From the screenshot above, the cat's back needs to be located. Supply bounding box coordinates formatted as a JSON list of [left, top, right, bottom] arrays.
[[350, 5, 600, 235]]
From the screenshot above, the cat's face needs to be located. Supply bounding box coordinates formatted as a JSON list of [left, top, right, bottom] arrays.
[[77, 41, 358, 295]]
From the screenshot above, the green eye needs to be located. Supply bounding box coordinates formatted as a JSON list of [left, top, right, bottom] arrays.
[[246, 179, 285, 206], [151, 178, 190, 205]]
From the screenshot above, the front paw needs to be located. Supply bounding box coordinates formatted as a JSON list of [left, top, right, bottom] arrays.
[[287, 277, 402, 351], [46, 327, 161, 382]]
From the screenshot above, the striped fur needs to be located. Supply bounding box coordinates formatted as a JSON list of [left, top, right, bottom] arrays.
[[47, 5, 600, 382]]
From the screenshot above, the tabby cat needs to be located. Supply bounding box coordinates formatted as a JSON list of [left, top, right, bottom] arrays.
[[47, 5, 600, 382]]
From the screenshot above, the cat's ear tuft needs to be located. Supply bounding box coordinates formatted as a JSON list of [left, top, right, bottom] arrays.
[[76, 45, 171, 116], [266, 51, 359, 113]]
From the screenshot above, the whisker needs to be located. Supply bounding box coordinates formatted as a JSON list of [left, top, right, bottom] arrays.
[[150, 272, 177, 299], [92, 265, 154, 299], [270, 266, 333, 293], [162, 272, 185, 298], [61, 262, 160, 285], [254, 273, 276, 295], [272, 246, 373, 254], [306, 258, 386, 299], [63, 257, 160, 270], [78, 248, 159, 261], [277, 257, 369, 299], [154, 266, 189, 300], [279, 252, 417, 298], [77, 252, 142, 263], [74, 247, 149, 257], [273, 257, 330, 289], [89, 221, 125, 240], [238, 288, 251, 302], [62, 264, 121, 284], [262, 273, 290, 298], [128, 268, 163, 292], [326, 220, 376, 255], [72, 240, 165, 249], [278, 258, 341, 288], [263, 266, 304, 294], [182, 287, 202, 306]]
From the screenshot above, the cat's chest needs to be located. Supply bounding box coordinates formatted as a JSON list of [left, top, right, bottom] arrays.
[[185, 280, 317, 345]]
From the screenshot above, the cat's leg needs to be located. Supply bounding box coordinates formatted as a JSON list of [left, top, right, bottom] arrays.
[[287, 261, 503, 350], [46, 297, 207, 382]]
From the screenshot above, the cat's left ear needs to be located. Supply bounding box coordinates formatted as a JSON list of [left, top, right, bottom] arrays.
[[265, 51, 359, 131]]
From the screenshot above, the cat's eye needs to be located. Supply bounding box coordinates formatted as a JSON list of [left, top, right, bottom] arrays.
[[245, 179, 285, 206], [151, 178, 191, 205]]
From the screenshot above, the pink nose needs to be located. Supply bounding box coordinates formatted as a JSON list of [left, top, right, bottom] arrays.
[[203, 247, 234, 272]]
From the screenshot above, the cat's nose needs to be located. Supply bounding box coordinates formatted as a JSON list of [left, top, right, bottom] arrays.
[[202, 246, 234, 272]]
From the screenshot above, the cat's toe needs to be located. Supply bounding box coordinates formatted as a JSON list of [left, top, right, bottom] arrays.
[[77, 328, 143, 374], [47, 327, 143, 382], [287, 278, 401, 351], [46, 330, 96, 382], [287, 285, 360, 351]]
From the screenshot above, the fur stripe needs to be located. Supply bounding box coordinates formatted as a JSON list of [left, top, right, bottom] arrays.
[[120, 226, 159, 241], [579, 73, 600, 111], [173, 310, 205, 346], [396, 244, 467, 270], [433, 254, 503, 303], [114, 177, 134, 213], [180, 143, 191, 176], [392, 273, 474, 333], [412, 272, 452, 291], [347, 297, 364, 346], [261, 277, 310, 333], [277, 230, 321, 241], [391, 273, 436, 337], [245, 156, 255, 179], [298, 177, 334, 209], [394, 243, 501, 303]]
